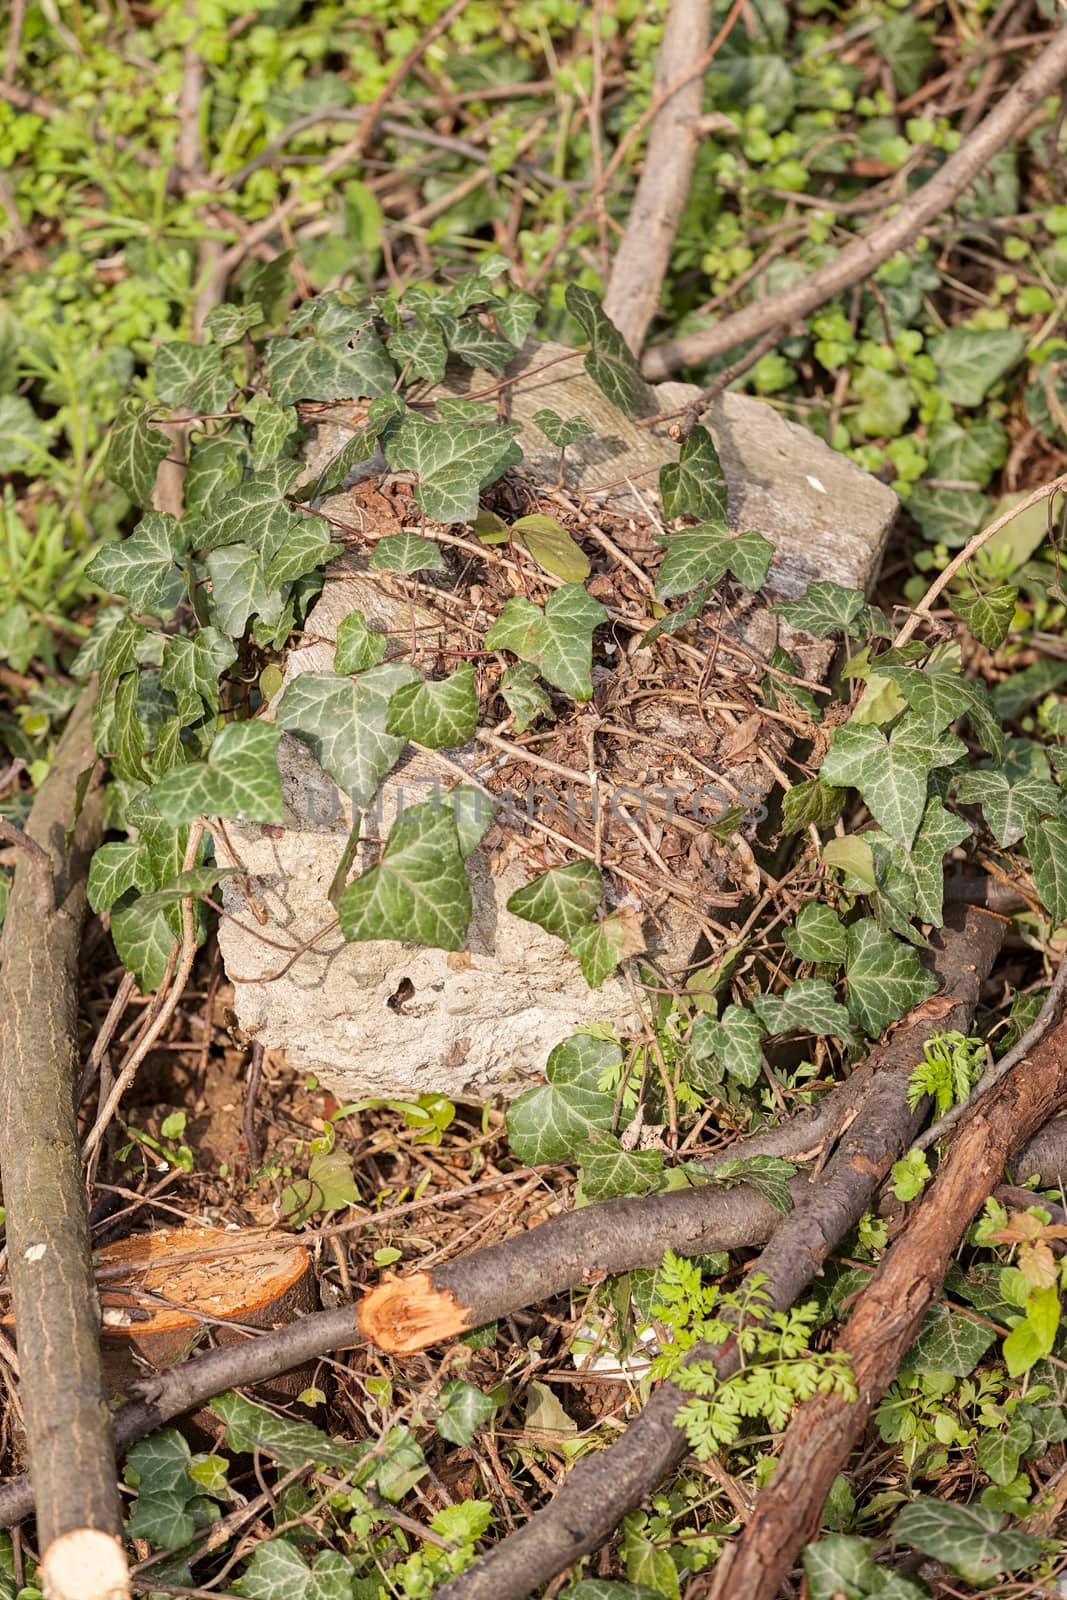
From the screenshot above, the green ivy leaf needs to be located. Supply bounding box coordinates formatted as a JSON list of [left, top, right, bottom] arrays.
[[159, 628, 237, 725], [387, 319, 448, 383], [507, 860, 604, 942], [333, 610, 388, 673], [532, 408, 594, 449], [564, 285, 649, 419], [871, 796, 972, 925], [976, 1418, 1033, 1487], [500, 661, 554, 732], [890, 1496, 1040, 1586], [621, 1516, 680, 1600], [384, 415, 522, 523], [263, 517, 331, 589], [276, 664, 419, 804], [184, 438, 245, 514], [241, 1540, 353, 1600], [337, 800, 472, 950], [244, 394, 299, 468], [368, 532, 447, 573], [492, 290, 539, 347], [949, 583, 1018, 649], [821, 722, 930, 846], [658, 426, 728, 521], [386, 664, 478, 747], [110, 893, 181, 990], [781, 778, 846, 834], [655, 524, 772, 600], [1028, 817, 1067, 924], [281, 1147, 360, 1225], [205, 543, 282, 638], [266, 323, 396, 406], [203, 461, 303, 550], [930, 326, 1027, 407], [844, 922, 936, 1035], [878, 663, 1004, 764], [88, 841, 147, 912], [485, 584, 607, 700], [711, 1155, 797, 1215], [568, 911, 637, 988], [212, 1390, 368, 1474], [773, 581, 868, 639], [87, 512, 187, 617], [511, 514, 591, 582], [954, 767, 1059, 847], [576, 1132, 664, 1200], [750, 978, 855, 1044], [150, 721, 284, 824], [105, 398, 172, 508], [505, 1032, 620, 1164], [204, 302, 263, 346], [154, 341, 234, 414], [435, 1380, 498, 1446], [902, 1303, 998, 1377], [690, 1003, 764, 1086], [783, 903, 847, 964], [435, 312, 516, 375], [874, 12, 934, 96], [803, 1534, 927, 1600]]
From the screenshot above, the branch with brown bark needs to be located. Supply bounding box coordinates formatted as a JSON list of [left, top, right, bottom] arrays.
[[701, 997, 1067, 1600]]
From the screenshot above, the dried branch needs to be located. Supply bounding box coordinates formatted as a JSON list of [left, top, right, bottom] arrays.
[[602, 0, 715, 353], [0, 689, 128, 1599], [433, 907, 1007, 1600], [641, 23, 1067, 379], [701, 1005, 1067, 1600]]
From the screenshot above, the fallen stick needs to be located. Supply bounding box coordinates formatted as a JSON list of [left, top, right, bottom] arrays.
[[641, 22, 1067, 379], [0, 689, 129, 1600], [433, 906, 1007, 1600], [701, 987, 1067, 1600], [602, 0, 714, 354]]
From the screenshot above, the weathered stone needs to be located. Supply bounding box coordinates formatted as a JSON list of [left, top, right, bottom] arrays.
[[215, 345, 898, 1103]]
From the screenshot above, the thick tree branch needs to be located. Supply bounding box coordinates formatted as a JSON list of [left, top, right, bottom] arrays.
[[702, 1006, 1067, 1600], [433, 907, 1006, 1600], [641, 23, 1067, 379], [0, 689, 127, 1599], [602, 0, 714, 354]]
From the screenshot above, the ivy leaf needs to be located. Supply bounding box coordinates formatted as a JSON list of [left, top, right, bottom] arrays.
[[711, 1155, 797, 1215], [781, 778, 846, 834], [1028, 817, 1067, 924], [532, 408, 594, 449], [890, 1496, 1040, 1586], [241, 1540, 353, 1600], [87, 512, 188, 617], [184, 438, 245, 514], [783, 903, 847, 964], [154, 341, 234, 414], [750, 979, 856, 1044], [212, 1390, 368, 1474], [872, 796, 972, 925], [435, 312, 516, 375], [263, 518, 332, 589], [821, 723, 931, 846], [485, 584, 607, 700], [451, 784, 496, 859], [659, 426, 728, 521], [492, 290, 539, 347], [333, 610, 388, 674], [276, 664, 419, 804], [930, 326, 1026, 407], [266, 324, 396, 406], [500, 662, 554, 733], [505, 1032, 620, 1164], [976, 1418, 1033, 1487], [576, 1132, 664, 1200], [844, 922, 936, 1035], [878, 663, 1004, 764], [386, 665, 478, 748], [564, 285, 649, 419], [690, 1003, 764, 1086], [244, 394, 299, 468], [773, 581, 869, 638], [949, 583, 1018, 649], [150, 721, 284, 825], [954, 768, 1060, 847], [507, 860, 604, 942], [105, 398, 172, 508], [565, 1584, 664, 1600], [903, 1304, 998, 1377], [206, 544, 282, 638], [204, 302, 263, 346], [656, 524, 772, 599], [159, 628, 237, 724], [110, 893, 181, 990], [568, 910, 643, 988], [204, 461, 304, 550], [874, 12, 934, 96], [435, 1381, 498, 1446], [368, 532, 447, 574], [387, 319, 448, 383], [512, 514, 591, 582], [337, 801, 472, 950], [384, 415, 522, 523], [88, 841, 148, 912]]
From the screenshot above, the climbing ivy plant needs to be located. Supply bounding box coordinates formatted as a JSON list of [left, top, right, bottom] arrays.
[[79, 257, 1067, 1043]]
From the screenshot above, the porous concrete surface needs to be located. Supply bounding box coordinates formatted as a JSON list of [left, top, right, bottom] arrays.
[[215, 346, 898, 1102]]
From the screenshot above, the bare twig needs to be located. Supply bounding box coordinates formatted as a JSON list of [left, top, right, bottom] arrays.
[[0, 818, 53, 914], [603, 0, 716, 352], [641, 24, 1067, 378]]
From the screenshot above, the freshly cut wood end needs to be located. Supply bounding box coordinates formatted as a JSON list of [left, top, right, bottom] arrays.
[[358, 1272, 470, 1354], [41, 1529, 129, 1600]]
